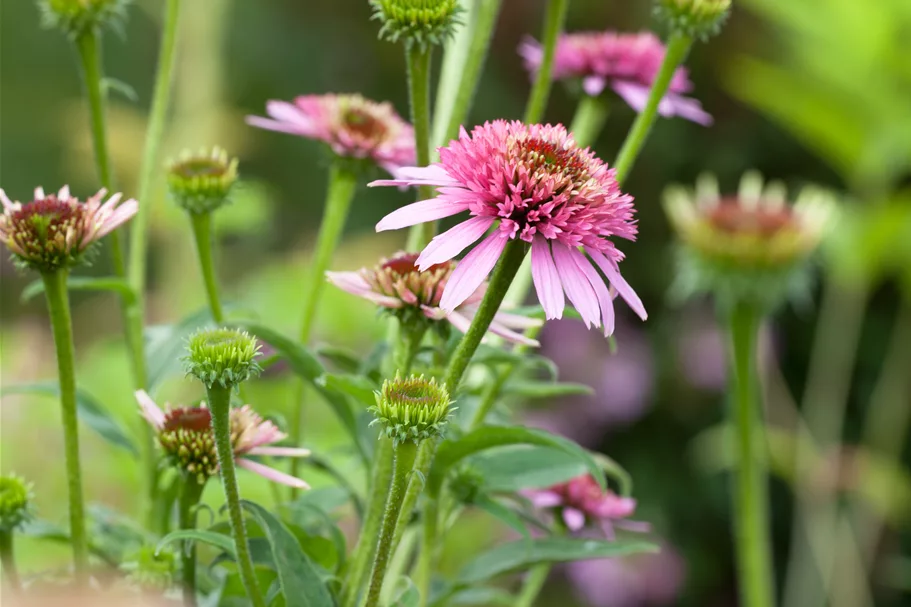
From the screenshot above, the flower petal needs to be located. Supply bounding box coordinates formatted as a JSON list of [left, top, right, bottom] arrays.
[[134, 390, 165, 430], [589, 250, 647, 320], [486, 319, 541, 347], [0, 189, 17, 212], [439, 231, 509, 312], [583, 76, 607, 97], [445, 309, 473, 334], [568, 248, 616, 336], [563, 507, 586, 531], [531, 237, 565, 320], [663, 93, 713, 126], [247, 446, 312, 458], [236, 458, 311, 489], [376, 198, 470, 232], [611, 80, 651, 113], [551, 243, 601, 329], [417, 216, 494, 269]]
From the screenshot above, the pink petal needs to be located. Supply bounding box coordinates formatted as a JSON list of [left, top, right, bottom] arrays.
[[236, 458, 311, 489], [245, 115, 313, 136], [439, 231, 509, 312], [445, 309, 473, 333], [568, 248, 616, 337], [563, 508, 586, 531], [551, 243, 601, 329], [247, 446, 312, 457], [134, 390, 165, 430], [326, 271, 401, 307], [376, 198, 470, 232], [487, 319, 541, 347], [0, 189, 16, 212], [94, 199, 138, 239], [529, 490, 562, 508], [490, 310, 543, 330], [589, 250, 647, 320], [394, 165, 460, 185], [611, 80, 651, 113], [417, 216, 494, 269], [531, 237, 565, 320], [583, 76, 607, 97], [664, 93, 713, 126]]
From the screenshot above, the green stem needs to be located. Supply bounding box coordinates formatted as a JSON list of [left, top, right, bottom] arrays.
[[342, 437, 394, 607], [612, 33, 692, 184], [390, 439, 435, 557], [0, 531, 21, 593], [363, 441, 419, 607], [515, 564, 551, 607], [523, 0, 570, 124], [569, 95, 610, 149], [189, 212, 224, 323], [414, 496, 438, 607], [178, 476, 206, 607], [725, 301, 774, 607], [395, 324, 428, 375], [468, 325, 542, 428], [405, 45, 436, 251], [42, 270, 89, 582], [206, 384, 266, 607]]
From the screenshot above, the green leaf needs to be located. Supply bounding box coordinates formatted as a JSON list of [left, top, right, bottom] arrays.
[[21, 276, 136, 304], [241, 500, 334, 607], [314, 345, 362, 373], [317, 373, 377, 407], [457, 537, 658, 584], [1, 383, 137, 456], [157, 529, 236, 557], [470, 446, 587, 492], [389, 576, 420, 607], [500, 381, 594, 398], [428, 426, 605, 498], [473, 495, 531, 542]]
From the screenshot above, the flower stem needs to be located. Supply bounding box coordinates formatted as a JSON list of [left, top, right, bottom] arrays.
[[395, 323, 428, 375], [363, 441, 419, 607], [569, 95, 610, 149], [41, 269, 89, 582], [390, 439, 435, 556], [405, 45, 436, 251], [178, 476, 206, 607], [414, 496, 438, 607], [725, 300, 774, 607], [189, 212, 224, 324], [612, 32, 692, 184], [206, 384, 266, 607], [0, 530, 21, 593], [523, 0, 570, 124], [515, 564, 551, 607]]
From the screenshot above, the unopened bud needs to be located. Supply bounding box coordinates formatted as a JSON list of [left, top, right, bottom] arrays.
[[654, 0, 731, 40], [184, 328, 262, 389], [370, 0, 461, 49], [370, 375, 453, 446], [166, 147, 239, 215]]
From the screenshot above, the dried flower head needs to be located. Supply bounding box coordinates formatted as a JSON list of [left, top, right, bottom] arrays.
[[0, 186, 138, 273], [184, 328, 262, 389], [370, 375, 453, 446], [371, 121, 647, 337], [247, 93, 415, 175], [38, 0, 131, 38], [519, 31, 711, 125], [327, 251, 542, 346], [654, 0, 731, 40], [166, 147, 239, 214], [0, 474, 34, 532], [370, 0, 461, 48]]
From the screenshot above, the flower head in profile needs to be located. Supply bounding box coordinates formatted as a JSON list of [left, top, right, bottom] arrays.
[[167, 146, 239, 214], [371, 121, 647, 337], [327, 251, 542, 346], [38, 0, 131, 38], [370, 375, 453, 446], [246, 93, 415, 175], [135, 390, 311, 488], [0, 474, 34, 532], [528, 474, 649, 538], [519, 31, 711, 125], [0, 186, 137, 273]]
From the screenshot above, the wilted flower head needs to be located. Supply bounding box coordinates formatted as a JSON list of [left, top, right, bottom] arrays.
[[528, 474, 649, 537], [184, 328, 262, 389], [0, 474, 34, 532], [0, 186, 138, 273], [654, 0, 731, 40], [370, 0, 460, 48], [136, 390, 311, 488], [327, 251, 542, 346], [519, 31, 711, 125], [370, 375, 453, 446], [167, 146, 239, 214], [371, 120, 647, 337], [38, 0, 131, 38], [246, 94, 415, 175]]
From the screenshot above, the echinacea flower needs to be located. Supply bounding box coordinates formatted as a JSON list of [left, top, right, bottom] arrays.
[[246, 93, 415, 175], [519, 32, 712, 125], [371, 121, 647, 336], [327, 251, 542, 345], [135, 390, 311, 489], [0, 186, 138, 273], [527, 474, 649, 538]]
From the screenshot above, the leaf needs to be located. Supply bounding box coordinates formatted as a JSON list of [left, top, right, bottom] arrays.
[[19, 519, 117, 565], [428, 426, 605, 498], [470, 445, 587, 492], [1, 383, 137, 456], [457, 537, 659, 584], [317, 373, 377, 407], [315, 345, 362, 373], [389, 576, 420, 607], [500, 381, 593, 398], [241, 500, 334, 607], [20, 276, 136, 304], [473, 495, 531, 542], [157, 529, 236, 557]]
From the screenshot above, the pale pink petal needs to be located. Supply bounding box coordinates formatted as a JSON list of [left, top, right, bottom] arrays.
[[57, 185, 71, 200], [486, 319, 541, 347], [568, 247, 616, 336], [376, 198, 470, 232], [664, 93, 713, 126], [531, 236, 565, 320], [247, 446, 312, 457], [268, 100, 314, 126], [0, 189, 16, 212], [445, 309, 473, 334], [236, 458, 311, 489], [134, 390, 165, 430], [246, 116, 314, 136], [563, 508, 586, 531], [529, 490, 562, 508], [439, 231, 509, 312], [518, 37, 544, 70], [325, 271, 373, 295], [551, 243, 601, 329], [93, 199, 138, 240], [583, 76, 607, 97], [489, 310, 543, 330], [34, 187, 46, 200], [611, 80, 651, 113], [393, 164, 460, 186], [416, 216, 494, 269], [589, 250, 647, 320]]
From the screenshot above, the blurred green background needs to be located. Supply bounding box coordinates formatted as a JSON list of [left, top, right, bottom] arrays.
[[2, 0, 910, 605]]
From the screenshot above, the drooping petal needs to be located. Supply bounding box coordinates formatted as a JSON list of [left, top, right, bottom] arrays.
[[568, 247, 616, 336], [489, 310, 543, 330], [376, 198, 470, 232], [245, 115, 313, 137], [531, 236, 565, 320], [563, 507, 586, 531], [445, 309, 473, 334], [589, 250, 647, 320], [236, 458, 311, 489], [551, 243, 601, 329], [416, 216, 494, 269], [135, 390, 166, 430], [486, 319, 541, 347], [247, 446, 312, 458], [582, 76, 607, 97], [439, 231, 509, 312], [93, 199, 138, 240], [662, 93, 713, 126], [528, 490, 562, 508], [611, 80, 651, 113]]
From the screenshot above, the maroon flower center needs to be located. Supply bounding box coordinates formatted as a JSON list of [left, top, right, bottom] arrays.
[[171, 159, 227, 179], [12, 196, 84, 239], [709, 199, 795, 237], [381, 253, 451, 276], [342, 107, 388, 141], [163, 407, 213, 433], [517, 138, 589, 181]]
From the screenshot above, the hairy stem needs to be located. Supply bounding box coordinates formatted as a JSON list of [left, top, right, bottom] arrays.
[[405, 45, 436, 251], [189, 212, 224, 323], [0, 531, 21, 593], [569, 95, 610, 149], [178, 477, 206, 607], [523, 0, 570, 124]]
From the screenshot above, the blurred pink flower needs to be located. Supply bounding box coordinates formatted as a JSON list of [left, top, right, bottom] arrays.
[[135, 390, 311, 489], [370, 120, 646, 337], [246, 93, 415, 174], [519, 31, 712, 125], [327, 251, 541, 345]]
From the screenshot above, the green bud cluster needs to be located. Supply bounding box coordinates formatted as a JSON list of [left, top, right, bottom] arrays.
[[370, 0, 461, 49], [0, 474, 34, 533], [120, 545, 176, 592], [167, 147, 239, 215], [38, 0, 131, 38], [184, 328, 262, 389], [158, 406, 218, 484], [654, 0, 731, 40], [370, 375, 453, 446]]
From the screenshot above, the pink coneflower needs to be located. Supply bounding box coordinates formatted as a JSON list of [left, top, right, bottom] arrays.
[[519, 32, 711, 125], [0, 186, 137, 273], [370, 120, 647, 336], [246, 93, 415, 175], [528, 474, 650, 538], [135, 390, 311, 489], [327, 251, 542, 346]]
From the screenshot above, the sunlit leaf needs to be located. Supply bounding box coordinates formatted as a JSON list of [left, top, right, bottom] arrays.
[[20, 276, 136, 305]]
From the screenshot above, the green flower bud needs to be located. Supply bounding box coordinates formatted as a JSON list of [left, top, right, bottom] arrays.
[[370, 375, 453, 446], [0, 474, 34, 533], [184, 328, 262, 389], [37, 0, 131, 39], [654, 0, 731, 40], [449, 465, 484, 504], [370, 0, 461, 49], [120, 545, 176, 592], [166, 147, 239, 215]]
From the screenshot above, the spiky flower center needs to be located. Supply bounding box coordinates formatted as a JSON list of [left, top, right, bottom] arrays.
[[163, 406, 212, 432], [365, 252, 455, 308], [157, 407, 218, 483], [172, 159, 229, 180], [167, 147, 239, 214], [515, 137, 590, 184], [184, 328, 262, 388], [371, 0, 460, 48], [708, 199, 797, 237], [6, 196, 89, 271], [342, 107, 389, 141], [371, 375, 453, 445]]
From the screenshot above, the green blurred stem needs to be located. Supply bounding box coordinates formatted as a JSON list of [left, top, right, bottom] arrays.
[[206, 384, 266, 607], [569, 95, 610, 148], [395, 324, 428, 375], [390, 439, 435, 556], [523, 0, 569, 124], [725, 301, 774, 607], [363, 441, 419, 607], [0, 531, 21, 593], [405, 45, 436, 251], [613, 33, 692, 184], [178, 476, 205, 607], [414, 495, 438, 607], [42, 270, 89, 583], [515, 564, 551, 607], [189, 212, 224, 323]]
